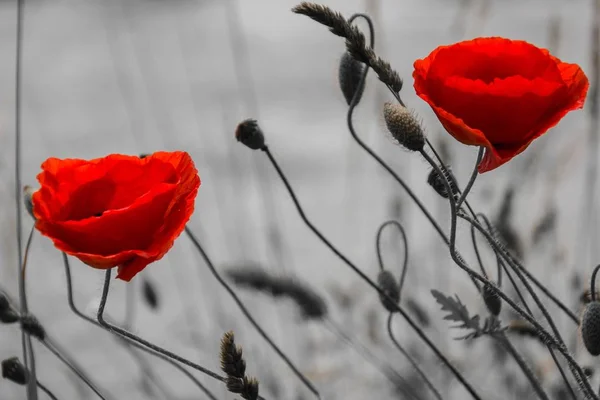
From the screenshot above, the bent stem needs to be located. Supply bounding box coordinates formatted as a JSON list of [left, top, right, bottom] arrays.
[[39, 338, 109, 400], [260, 145, 483, 400], [97, 269, 224, 382], [184, 227, 322, 400], [61, 254, 218, 400], [322, 318, 422, 400], [387, 314, 443, 400], [376, 220, 408, 296], [421, 152, 595, 398]]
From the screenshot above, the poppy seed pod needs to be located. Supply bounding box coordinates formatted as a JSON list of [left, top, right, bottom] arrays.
[[338, 51, 366, 105], [482, 283, 502, 316], [0, 309, 20, 324], [377, 270, 400, 313], [427, 166, 459, 199], [383, 103, 425, 151], [582, 302, 600, 356], [1, 357, 29, 385], [235, 119, 265, 150]]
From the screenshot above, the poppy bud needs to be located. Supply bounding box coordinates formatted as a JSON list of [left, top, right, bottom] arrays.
[[377, 270, 400, 313], [235, 119, 265, 150], [427, 166, 459, 199], [581, 302, 600, 356], [0, 309, 20, 324], [23, 186, 35, 220], [20, 314, 45, 340], [338, 52, 366, 105], [142, 278, 160, 310], [1, 357, 29, 385], [383, 103, 425, 152], [482, 283, 501, 316]]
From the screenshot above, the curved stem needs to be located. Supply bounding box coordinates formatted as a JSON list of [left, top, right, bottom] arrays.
[[495, 333, 550, 400], [323, 318, 422, 400], [184, 227, 322, 400], [20, 226, 37, 400], [455, 147, 483, 211], [61, 254, 218, 399], [36, 381, 58, 400], [476, 213, 576, 324], [471, 218, 578, 400], [421, 152, 595, 398], [591, 264, 600, 302], [39, 339, 109, 400], [376, 220, 409, 297], [261, 145, 483, 400], [387, 314, 442, 400]]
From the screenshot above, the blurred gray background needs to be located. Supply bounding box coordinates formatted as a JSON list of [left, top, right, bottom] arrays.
[[0, 0, 596, 399]]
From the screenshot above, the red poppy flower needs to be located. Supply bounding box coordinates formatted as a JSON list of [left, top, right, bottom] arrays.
[[32, 151, 200, 281], [413, 37, 589, 172]]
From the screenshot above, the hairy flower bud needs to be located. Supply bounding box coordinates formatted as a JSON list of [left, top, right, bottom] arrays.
[[383, 103, 425, 151], [427, 166, 459, 199], [482, 283, 501, 316], [235, 119, 265, 150], [377, 270, 400, 312], [338, 52, 366, 105], [582, 302, 600, 356]]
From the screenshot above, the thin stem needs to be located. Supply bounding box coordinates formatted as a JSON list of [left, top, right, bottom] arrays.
[[495, 332, 550, 400], [387, 314, 443, 400], [61, 254, 218, 399], [14, 1, 37, 397], [421, 152, 595, 398], [591, 264, 600, 302], [375, 220, 408, 297], [36, 381, 58, 400], [323, 318, 422, 400], [97, 269, 225, 382], [184, 227, 322, 400], [470, 221, 490, 279], [39, 339, 109, 400], [476, 213, 577, 324], [20, 225, 37, 400], [455, 147, 484, 210], [261, 145, 483, 400], [478, 222, 578, 400]]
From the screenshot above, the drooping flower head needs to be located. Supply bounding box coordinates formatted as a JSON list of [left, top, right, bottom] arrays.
[[32, 151, 200, 281], [413, 37, 589, 172]]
